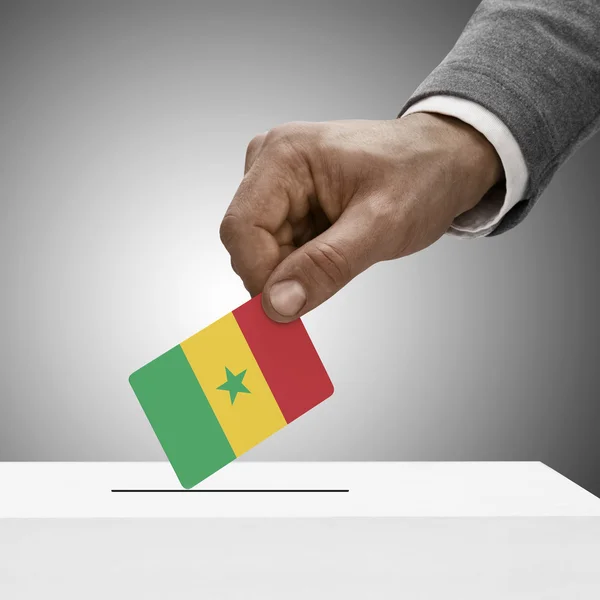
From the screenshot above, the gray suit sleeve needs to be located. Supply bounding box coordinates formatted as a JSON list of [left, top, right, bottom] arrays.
[[399, 0, 600, 235]]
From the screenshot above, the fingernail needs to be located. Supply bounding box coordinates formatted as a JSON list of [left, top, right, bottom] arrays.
[[269, 280, 307, 317]]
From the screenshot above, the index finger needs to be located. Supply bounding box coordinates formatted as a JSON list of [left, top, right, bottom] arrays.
[[219, 160, 293, 296]]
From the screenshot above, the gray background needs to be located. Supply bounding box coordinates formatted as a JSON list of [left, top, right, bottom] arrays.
[[1, 0, 599, 495]]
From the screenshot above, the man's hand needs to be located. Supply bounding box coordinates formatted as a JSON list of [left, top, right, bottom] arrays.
[[220, 114, 503, 322]]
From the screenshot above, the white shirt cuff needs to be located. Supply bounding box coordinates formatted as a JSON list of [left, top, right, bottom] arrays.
[[402, 96, 529, 238]]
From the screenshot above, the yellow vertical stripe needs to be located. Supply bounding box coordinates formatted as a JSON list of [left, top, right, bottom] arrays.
[[180, 313, 286, 457]]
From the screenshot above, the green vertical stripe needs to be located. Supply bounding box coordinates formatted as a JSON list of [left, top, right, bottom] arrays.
[[129, 345, 236, 489]]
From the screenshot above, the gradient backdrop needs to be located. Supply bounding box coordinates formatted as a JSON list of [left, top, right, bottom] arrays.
[[1, 0, 599, 496]]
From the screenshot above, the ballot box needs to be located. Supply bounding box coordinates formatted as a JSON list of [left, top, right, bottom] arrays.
[[1, 462, 599, 598]]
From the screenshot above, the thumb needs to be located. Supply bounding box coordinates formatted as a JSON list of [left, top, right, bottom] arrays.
[[262, 202, 386, 322]]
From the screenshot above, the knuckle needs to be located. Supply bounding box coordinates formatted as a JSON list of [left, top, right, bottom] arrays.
[[245, 133, 266, 165], [260, 125, 310, 176], [302, 240, 351, 287], [266, 122, 301, 143], [264, 124, 288, 146], [264, 122, 311, 156], [219, 213, 241, 249]]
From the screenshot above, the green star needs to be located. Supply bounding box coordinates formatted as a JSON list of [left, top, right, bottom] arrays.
[[217, 367, 251, 404]]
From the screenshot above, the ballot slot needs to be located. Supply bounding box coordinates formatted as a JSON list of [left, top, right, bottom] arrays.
[[2, 462, 600, 519], [110, 488, 350, 493]]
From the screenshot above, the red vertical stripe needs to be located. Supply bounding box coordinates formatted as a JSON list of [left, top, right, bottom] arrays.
[[233, 295, 334, 423]]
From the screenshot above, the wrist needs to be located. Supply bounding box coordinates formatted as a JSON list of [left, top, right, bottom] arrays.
[[402, 112, 504, 217]]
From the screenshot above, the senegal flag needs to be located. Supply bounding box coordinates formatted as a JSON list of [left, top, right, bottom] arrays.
[[129, 295, 333, 488]]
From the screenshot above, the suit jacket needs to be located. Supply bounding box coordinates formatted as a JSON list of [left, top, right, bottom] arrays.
[[399, 0, 600, 235]]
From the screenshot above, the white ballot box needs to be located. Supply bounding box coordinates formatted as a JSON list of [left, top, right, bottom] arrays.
[[1, 462, 599, 598]]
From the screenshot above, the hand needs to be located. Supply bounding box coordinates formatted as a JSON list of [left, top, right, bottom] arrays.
[[220, 114, 503, 322]]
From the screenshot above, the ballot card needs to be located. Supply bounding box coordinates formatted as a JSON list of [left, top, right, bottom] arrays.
[[129, 294, 334, 488]]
